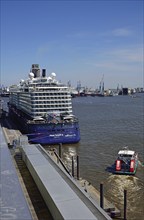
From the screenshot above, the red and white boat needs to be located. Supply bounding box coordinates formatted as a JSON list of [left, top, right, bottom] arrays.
[[114, 147, 138, 175]]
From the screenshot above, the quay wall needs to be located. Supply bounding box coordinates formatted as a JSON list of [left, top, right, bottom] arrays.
[[20, 142, 112, 220]]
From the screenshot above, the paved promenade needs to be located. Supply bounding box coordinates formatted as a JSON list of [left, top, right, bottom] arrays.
[[0, 125, 33, 220]]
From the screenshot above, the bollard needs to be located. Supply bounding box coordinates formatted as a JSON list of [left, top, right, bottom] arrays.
[[59, 143, 62, 158], [77, 155, 79, 180], [124, 189, 127, 220], [72, 156, 74, 177], [100, 183, 104, 209]]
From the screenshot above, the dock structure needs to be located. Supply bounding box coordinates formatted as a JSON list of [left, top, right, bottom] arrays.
[[0, 126, 33, 220], [19, 140, 112, 220]]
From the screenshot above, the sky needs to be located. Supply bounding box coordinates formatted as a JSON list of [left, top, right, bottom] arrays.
[[1, 0, 143, 89]]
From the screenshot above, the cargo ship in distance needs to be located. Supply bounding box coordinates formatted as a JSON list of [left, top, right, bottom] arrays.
[[8, 64, 80, 144]]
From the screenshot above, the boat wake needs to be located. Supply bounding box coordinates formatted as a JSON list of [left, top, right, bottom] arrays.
[[105, 174, 144, 220]]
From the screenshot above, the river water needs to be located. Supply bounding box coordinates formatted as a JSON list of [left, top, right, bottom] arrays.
[[58, 94, 144, 220]]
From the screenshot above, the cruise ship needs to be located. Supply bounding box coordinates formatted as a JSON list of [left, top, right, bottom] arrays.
[[8, 64, 80, 144]]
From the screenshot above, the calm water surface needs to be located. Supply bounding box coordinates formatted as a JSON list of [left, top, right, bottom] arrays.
[[59, 94, 144, 220]]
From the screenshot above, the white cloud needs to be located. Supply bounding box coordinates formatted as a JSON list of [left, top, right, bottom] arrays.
[[111, 28, 132, 37], [106, 46, 143, 63], [67, 28, 132, 39], [98, 27, 133, 38], [87, 45, 143, 67]]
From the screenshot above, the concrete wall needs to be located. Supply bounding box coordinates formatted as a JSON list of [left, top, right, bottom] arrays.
[[20, 144, 112, 220]]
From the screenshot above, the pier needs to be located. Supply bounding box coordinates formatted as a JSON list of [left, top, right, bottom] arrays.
[[1, 117, 121, 220]]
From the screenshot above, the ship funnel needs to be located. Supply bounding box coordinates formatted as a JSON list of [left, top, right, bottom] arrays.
[[42, 69, 46, 77], [31, 64, 40, 78]]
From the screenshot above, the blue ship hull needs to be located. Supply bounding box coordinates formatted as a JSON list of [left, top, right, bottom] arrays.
[[9, 107, 80, 145], [27, 123, 80, 144]]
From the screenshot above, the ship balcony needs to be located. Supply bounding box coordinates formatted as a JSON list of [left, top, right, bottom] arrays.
[[31, 97, 71, 101]]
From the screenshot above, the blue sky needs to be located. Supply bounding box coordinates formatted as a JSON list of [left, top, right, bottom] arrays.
[[1, 0, 143, 89]]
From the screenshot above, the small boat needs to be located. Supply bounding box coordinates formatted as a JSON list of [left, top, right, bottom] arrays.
[[114, 147, 138, 175]]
